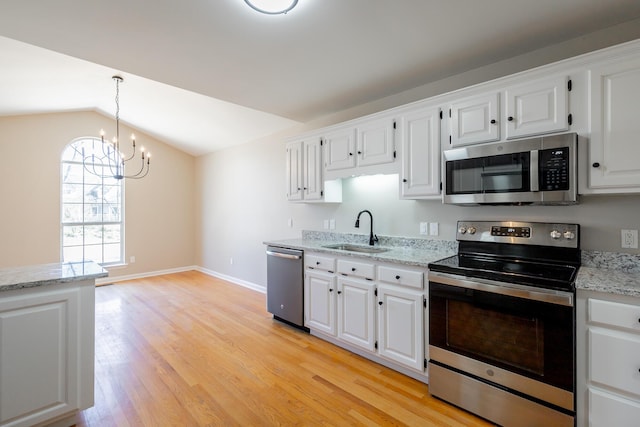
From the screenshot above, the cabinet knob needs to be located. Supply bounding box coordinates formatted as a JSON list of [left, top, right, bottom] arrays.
[[402, 178, 407, 183], [329, 288, 333, 293], [349, 152, 353, 156], [351, 267, 356, 272], [297, 187, 301, 190], [357, 151, 362, 155], [592, 162, 601, 168], [378, 301, 383, 306], [303, 187, 307, 190], [316, 261, 320, 265], [337, 290, 342, 295], [508, 116, 514, 122], [395, 275, 401, 280], [490, 119, 496, 124]]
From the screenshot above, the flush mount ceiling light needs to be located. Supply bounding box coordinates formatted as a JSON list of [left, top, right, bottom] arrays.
[[244, 0, 298, 15]]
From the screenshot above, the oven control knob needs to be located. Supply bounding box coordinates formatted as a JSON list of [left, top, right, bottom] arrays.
[[550, 230, 562, 239], [458, 226, 467, 234], [467, 226, 477, 235], [563, 231, 576, 240]]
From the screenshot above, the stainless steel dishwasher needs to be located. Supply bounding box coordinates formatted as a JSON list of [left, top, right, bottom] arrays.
[[266, 246, 307, 331]]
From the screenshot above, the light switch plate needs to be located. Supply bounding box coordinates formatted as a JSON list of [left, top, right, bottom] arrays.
[[323, 219, 329, 229], [419, 222, 428, 235], [329, 219, 335, 229], [429, 222, 439, 236]]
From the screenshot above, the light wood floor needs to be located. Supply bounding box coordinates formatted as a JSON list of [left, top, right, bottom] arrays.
[[76, 271, 492, 426]]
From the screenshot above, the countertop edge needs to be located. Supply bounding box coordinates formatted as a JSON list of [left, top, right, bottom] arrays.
[[0, 261, 109, 293]]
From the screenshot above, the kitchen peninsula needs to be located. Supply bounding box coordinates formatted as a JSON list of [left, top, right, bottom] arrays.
[[0, 262, 107, 427]]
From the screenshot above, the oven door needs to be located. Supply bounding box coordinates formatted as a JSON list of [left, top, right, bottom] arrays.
[[428, 272, 575, 412]]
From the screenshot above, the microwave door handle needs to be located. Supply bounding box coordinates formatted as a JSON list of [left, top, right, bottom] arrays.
[[530, 150, 539, 192]]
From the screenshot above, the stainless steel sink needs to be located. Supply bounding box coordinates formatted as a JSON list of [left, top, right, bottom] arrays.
[[322, 243, 389, 254]]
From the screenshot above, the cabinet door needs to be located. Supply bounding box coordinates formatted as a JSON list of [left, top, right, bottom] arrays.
[[324, 127, 356, 171], [589, 57, 640, 189], [305, 270, 336, 335], [303, 137, 323, 200], [377, 286, 424, 371], [505, 75, 568, 139], [0, 288, 81, 426], [285, 141, 303, 201], [337, 278, 376, 351], [400, 106, 441, 198], [449, 92, 500, 146], [356, 117, 396, 167]]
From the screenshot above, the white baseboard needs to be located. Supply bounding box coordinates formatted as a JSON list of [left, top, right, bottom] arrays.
[[96, 265, 198, 285], [195, 266, 266, 294], [98, 265, 266, 294]]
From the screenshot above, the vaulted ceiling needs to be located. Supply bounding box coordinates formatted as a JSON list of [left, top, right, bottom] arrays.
[[2, 0, 640, 155]]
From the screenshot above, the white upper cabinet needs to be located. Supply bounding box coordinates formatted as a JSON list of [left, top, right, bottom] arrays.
[[324, 127, 357, 171], [505, 75, 569, 139], [324, 115, 398, 179], [589, 55, 640, 191], [286, 136, 340, 202], [449, 92, 500, 146], [356, 117, 396, 167], [399, 104, 441, 198], [447, 75, 570, 148]]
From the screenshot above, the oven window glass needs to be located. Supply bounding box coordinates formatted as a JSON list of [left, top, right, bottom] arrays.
[[446, 152, 530, 194], [447, 300, 544, 375]]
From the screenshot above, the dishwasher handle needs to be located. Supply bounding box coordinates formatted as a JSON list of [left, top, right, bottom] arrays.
[[266, 250, 302, 260]]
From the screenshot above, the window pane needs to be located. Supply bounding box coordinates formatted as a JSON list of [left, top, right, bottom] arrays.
[[62, 204, 84, 223], [62, 183, 84, 203], [104, 224, 121, 244], [84, 225, 104, 245], [63, 245, 84, 263], [103, 244, 121, 263], [103, 185, 121, 203], [84, 244, 104, 264], [62, 225, 84, 246]]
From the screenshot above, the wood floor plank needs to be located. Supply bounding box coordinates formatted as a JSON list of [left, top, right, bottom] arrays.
[[75, 271, 493, 426]]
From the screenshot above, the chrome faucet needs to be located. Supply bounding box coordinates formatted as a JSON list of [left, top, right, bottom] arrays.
[[355, 209, 378, 246]]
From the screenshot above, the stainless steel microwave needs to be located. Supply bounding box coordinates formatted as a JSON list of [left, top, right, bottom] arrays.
[[443, 133, 578, 205]]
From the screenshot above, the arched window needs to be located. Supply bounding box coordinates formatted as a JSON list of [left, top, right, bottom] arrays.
[[61, 138, 123, 265]]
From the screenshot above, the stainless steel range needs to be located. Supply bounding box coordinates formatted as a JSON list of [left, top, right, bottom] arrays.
[[428, 220, 580, 427]]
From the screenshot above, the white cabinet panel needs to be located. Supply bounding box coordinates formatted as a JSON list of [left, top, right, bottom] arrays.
[[285, 141, 303, 201], [589, 57, 640, 189], [356, 118, 396, 167], [450, 92, 500, 146], [377, 285, 424, 371], [324, 127, 356, 171], [589, 329, 640, 397], [377, 265, 423, 289], [505, 75, 568, 139], [305, 270, 336, 335], [286, 136, 325, 201], [590, 388, 640, 427], [400, 105, 441, 198], [337, 278, 376, 351], [336, 259, 375, 280]]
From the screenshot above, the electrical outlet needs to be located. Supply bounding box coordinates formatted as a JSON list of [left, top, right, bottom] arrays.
[[621, 229, 638, 249], [329, 219, 335, 230], [419, 222, 428, 235], [129, 256, 136, 263], [429, 222, 439, 236], [230, 257, 234, 265]]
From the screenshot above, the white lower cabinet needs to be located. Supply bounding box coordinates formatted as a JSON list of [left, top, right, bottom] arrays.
[[577, 290, 640, 427], [337, 277, 376, 351], [304, 252, 427, 380], [377, 285, 424, 371], [304, 270, 336, 335], [0, 282, 95, 427]]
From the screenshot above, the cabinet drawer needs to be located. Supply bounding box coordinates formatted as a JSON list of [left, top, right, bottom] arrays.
[[589, 298, 640, 333], [589, 387, 640, 427], [589, 329, 640, 397], [337, 259, 375, 280], [378, 266, 423, 289], [305, 254, 336, 273]]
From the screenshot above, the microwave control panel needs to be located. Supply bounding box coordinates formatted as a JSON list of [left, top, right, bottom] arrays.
[[539, 147, 569, 190]]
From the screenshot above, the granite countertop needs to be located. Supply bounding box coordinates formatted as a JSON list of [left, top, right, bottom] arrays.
[[265, 231, 457, 268], [0, 261, 108, 293], [267, 231, 640, 299]]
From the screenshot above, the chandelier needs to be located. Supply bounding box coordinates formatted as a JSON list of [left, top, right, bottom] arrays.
[[244, 0, 298, 15], [84, 75, 150, 180]]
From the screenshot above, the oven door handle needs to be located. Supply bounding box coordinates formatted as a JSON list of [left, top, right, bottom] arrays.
[[429, 271, 574, 307]]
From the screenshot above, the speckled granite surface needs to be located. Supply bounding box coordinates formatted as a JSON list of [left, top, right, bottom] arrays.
[[0, 261, 108, 292], [267, 231, 640, 297], [265, 231, 457, 268], [577, 251, 640, 297]]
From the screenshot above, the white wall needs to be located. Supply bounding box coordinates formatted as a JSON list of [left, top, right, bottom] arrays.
[[196, 22, 640, 290], [0, 111, 196, 278]]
